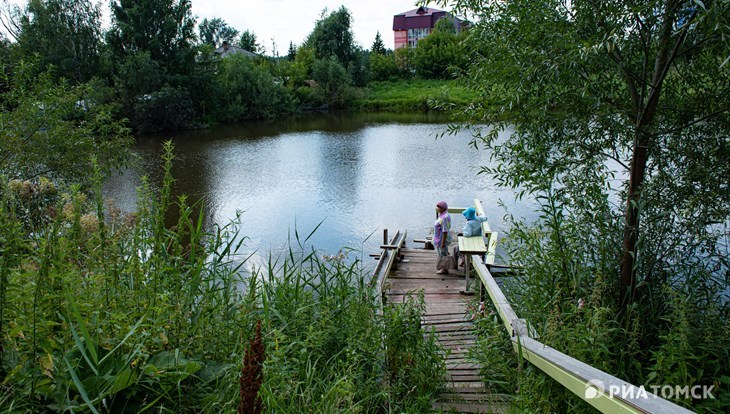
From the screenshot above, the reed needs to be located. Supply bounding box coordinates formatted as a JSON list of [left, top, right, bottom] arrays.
[[0, 143, 444, 413]]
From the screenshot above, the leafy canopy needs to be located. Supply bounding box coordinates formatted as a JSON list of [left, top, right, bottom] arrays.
[[13, 0, 104, 83], [198, 17, 239, 48], [435, 0, 729, 312]]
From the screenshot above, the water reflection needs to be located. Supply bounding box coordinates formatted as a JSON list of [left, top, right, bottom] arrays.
[[104, 112, 537, 272]]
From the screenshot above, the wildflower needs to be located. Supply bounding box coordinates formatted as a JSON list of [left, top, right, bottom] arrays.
[[38, 177, 56, 195], [8, 179, 23, 192], [79, 213, 99, 233], [62, 203, 75, 221], [578, 298, 585, 309], [18, 180, 34, 200]]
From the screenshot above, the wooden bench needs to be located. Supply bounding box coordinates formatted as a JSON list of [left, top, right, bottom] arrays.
[[458, 235, 487, 292]]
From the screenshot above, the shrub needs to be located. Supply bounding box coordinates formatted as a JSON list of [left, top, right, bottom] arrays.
[[132, 85, 195, 133]]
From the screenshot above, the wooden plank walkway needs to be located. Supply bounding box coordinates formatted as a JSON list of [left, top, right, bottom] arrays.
[[383, 248, 511, 414]]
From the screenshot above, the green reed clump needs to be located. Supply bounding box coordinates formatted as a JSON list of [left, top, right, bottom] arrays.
[[0, 142, 445, 413]]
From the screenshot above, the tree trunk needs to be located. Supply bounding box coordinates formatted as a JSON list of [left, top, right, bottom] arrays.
[[618, 132, 649, 317], [616, 1, 687, 318]]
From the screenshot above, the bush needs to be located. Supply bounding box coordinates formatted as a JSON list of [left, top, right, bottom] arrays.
[[216, 55, 295, 121], [370, 52, 403, 82], [132, 85, 195, 133], [312, 57, 353, 109]]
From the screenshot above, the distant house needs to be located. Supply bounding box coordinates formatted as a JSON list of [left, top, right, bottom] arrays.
[[214, 41, 258, 58], [392, 6, 464, 49]]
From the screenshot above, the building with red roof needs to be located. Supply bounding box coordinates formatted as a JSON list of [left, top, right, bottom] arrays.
[[392, 6, 464, 49]]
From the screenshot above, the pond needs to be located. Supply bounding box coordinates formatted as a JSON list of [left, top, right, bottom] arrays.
[[104, 112, 537, 272]]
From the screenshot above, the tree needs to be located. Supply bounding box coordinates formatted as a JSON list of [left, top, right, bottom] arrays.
[[107, 0, 196, 75], [13, 0, 104, 83], [312, 56, 352, 108], [306, 6, 357, 69], [198, 17, 239, 48], [412, 18, 465, 79], [287, 41, 296, 61], [370, 52, 402, 81], [216, 54, 294, 120], [0, 61, 132, 184], [435, 0, 729, 316], [238, 30, 259, 53], [371, 31, 386, 55]]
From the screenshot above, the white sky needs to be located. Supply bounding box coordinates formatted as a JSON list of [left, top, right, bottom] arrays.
[[191, 0, 444, 53], [3, 0, 446, 54]]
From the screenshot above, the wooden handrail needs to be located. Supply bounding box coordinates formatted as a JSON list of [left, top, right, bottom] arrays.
[[372, 229, 407, 314], [471, 259, 694, 413]]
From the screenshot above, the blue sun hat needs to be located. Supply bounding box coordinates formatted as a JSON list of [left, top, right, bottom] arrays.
[[462, 207, 477, 221]]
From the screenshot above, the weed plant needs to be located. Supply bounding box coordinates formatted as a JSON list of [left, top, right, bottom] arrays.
[[0, 142, 445, 413], [477, 181, 729, 413]]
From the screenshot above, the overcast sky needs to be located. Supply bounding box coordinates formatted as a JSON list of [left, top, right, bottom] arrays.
[[3, 0, 446, 54], [191, 1, 444, 53]]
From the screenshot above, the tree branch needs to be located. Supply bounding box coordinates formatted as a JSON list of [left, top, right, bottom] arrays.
[[651, 106, 730, 137]]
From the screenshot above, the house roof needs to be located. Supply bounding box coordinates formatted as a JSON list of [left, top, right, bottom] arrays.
[[393, 6, 462, 31], [394, 6, 445, 18], [213, 43, 258, 58]]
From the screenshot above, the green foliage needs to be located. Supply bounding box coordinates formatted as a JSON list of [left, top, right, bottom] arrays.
[[216, 54, 294, 121], [394, 46, 414, 77], [412, 22, 466, 79], [107, 0, 196, 76], [355, 79, 478, 112], [0, 62, 132, 185], [312, 56, 353, 109], [14, 0, 103, 83], [286, 45, 315, 87], [286, 41, 296, 61], [238, 30, 260, 53], [132, 85, 195, 133], [370, 31, 386, 55], [469, 303, 518, 396], [0, 141, 446, 412], [369, 52, 402, 82], [305, 7, 357, 70], [198, 17, 239, 48], [383, 294, 445, 411], [113, 51, 164, 105]]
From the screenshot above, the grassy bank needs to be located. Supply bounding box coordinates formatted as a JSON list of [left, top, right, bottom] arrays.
[[353, 79, 480, 113], [0, 143, 445, 413]]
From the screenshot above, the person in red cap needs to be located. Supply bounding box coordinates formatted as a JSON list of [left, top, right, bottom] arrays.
[[434, 201, 452, 274]]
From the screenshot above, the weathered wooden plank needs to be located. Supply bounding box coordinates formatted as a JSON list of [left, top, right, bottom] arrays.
[[445, 381, 486, 389], [433, 401, 510, 414], [446, 362, 482, 370], [446, 374, 483, 382], [459, 236, 487, 254], [422, 318, 471, 325], [435, 332, 477, 342], [439, 392, 507, 402]]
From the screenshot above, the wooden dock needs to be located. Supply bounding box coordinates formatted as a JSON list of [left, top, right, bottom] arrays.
[[373, 198, 692, 414], [383, 247, 510, 414]]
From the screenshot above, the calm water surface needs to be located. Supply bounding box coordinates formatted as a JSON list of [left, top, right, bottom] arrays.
[[105, 112, 537, 272]]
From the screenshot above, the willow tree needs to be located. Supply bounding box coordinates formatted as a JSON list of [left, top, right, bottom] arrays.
[[9, 0, 104, 83], [436, 0, 729, 317]]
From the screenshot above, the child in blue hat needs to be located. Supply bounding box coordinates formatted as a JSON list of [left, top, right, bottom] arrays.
[[454, 207, 488, 266]]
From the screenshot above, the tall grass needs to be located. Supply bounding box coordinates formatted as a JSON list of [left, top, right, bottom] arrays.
[[470, 183, 729, 413], [0, 142, 445, 413]]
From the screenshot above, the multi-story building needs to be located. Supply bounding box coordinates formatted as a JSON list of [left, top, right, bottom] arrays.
[[392, 6, 464, 49]]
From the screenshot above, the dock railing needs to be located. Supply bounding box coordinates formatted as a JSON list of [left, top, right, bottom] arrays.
[[371, 229, 407, 315], [463, 198, 694, 413]]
